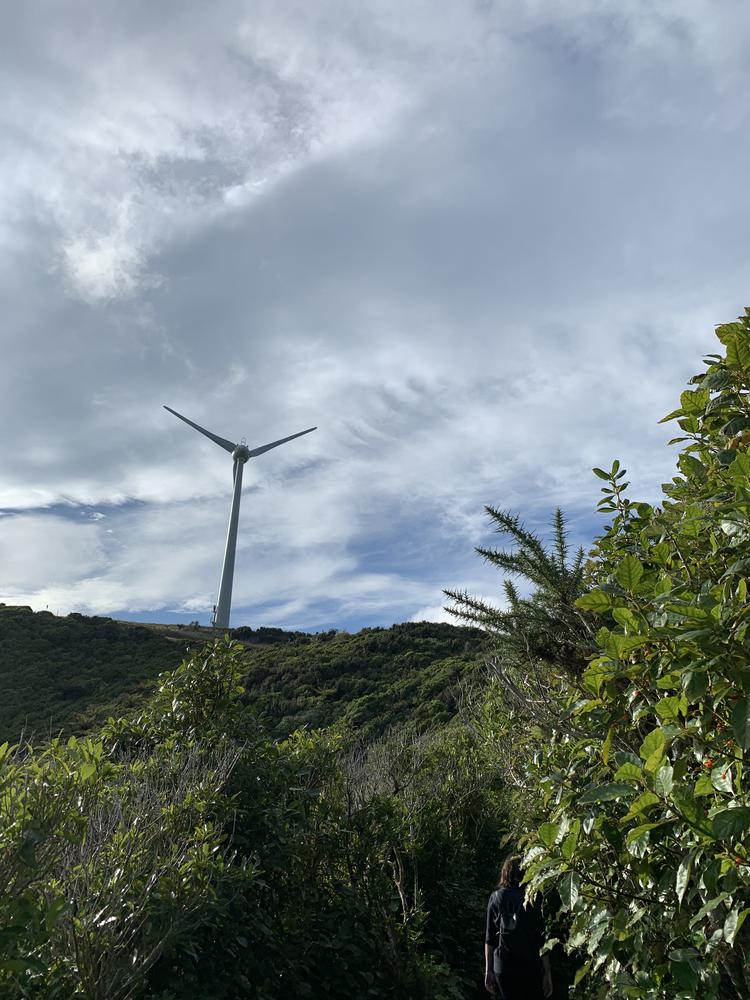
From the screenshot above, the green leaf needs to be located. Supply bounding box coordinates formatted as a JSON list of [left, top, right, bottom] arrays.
[[582, 660, 613, 695], [729, 452, 750, 483], [678, 454, 706, 481], [672, 786, 712, 837], [726, 334, 750, 370], [560, 823, 580, 861], [668, 946, 699, 965], [712, 807, 750, 840], [625, 825, 651, 857], [676, 849, 697, 905], [682, 671, 708, 703], [614, 762, 642, 782], [615, 555, 644, 592], [639, 728, 666, 762], [573, 960, 591, 986], [710, 765, 733, 794], [716, 322, 745, 347], [690, 893, 730, 927], [559, 871, 580, 910], [680, 389, 709, 414], [622, 790, 660, 823], [647, 543, 669, 567], [605, 631, 644, 659], [654, 765, 674, 798], [725, 907, 750, 946], [694, 772, 714, 797], [731, 697, 750, 750], [538, 822, 559, 848], [575, 590, 614, 612], [654, 696, 681, 722], [612, 607, 640, 632], [721, 416, 750, 438], [579, 782, 635, 804], [79, 761, 96, 781], [659, 407, 684, 424], [592, 467, 611, 480]]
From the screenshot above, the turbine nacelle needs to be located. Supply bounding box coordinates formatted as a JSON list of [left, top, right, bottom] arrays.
[[232, 443, 251, 463]]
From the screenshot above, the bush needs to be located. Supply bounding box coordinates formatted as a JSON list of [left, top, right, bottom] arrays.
[[521, 314, 750, 997]]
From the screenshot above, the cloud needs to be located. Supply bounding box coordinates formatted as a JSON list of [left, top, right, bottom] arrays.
[[2, 1, 750, 627]]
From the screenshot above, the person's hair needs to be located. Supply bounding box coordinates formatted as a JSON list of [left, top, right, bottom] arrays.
[[499, 854, 523, 888]]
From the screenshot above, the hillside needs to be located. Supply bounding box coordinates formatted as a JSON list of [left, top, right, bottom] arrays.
[[237, 620, 488, 741], [0, 606, 488, 744], [0, 606, 187, 741]]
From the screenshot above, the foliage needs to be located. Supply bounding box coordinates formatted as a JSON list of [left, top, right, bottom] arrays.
[[241, 621, 487, 741], [1, 639, 506, 999], [0, 609, 186, 742], [445, 507, 593, 677], [0, 611, 486, 746], [0, 644, 244, 999], [519, 315, 750, 998]]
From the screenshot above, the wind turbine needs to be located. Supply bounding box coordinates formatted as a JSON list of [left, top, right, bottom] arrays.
[[164, 405, 316, 629]]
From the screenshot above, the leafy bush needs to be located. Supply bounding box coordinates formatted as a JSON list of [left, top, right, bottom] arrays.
[[520, 315, 750, 997], [1, 639, 507, 999]]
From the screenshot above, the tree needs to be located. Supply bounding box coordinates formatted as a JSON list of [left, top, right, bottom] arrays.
[[445, 506, 593, 679]]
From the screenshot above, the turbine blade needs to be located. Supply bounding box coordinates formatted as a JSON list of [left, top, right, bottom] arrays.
[[163, 405, 236, 454], [246, 426, 317, 459]]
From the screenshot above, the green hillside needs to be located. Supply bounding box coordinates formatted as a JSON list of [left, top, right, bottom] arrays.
[[0, 606, 487, 744], [0, 606, 187, 741], [238, 620, 488, 740]]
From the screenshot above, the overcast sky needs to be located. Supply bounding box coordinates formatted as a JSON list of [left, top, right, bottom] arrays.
[[1, 1, 749, 631]]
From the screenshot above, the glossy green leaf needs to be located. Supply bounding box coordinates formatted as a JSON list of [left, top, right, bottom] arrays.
[[579, 782, 635, 804], [559, 871, 580, 910], [654, 765, 673, 798], [614, 762, 642, 782], [710, 765, 733, 794], [731, 696, 750, 750], [682, 671, 708, 702], [621, 790, 660, 823], [724, 906, 750, 946], [676, 849, 697, 905], [712, 807, 750, 840], [672, 786, 712, 837]]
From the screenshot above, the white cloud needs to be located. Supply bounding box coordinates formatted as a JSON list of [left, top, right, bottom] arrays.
[[2, 1, 750, 627], [410, 604, 454, 625], [0, 516, 105, 592]]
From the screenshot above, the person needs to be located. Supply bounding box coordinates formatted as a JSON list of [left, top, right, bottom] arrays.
[[484, 855, 553, 999]]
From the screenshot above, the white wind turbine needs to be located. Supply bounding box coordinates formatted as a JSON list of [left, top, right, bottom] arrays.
[[164, 405, 316, 629]]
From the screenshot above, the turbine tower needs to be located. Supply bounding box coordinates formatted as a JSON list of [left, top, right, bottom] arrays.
[[164, 405, 316, 629]]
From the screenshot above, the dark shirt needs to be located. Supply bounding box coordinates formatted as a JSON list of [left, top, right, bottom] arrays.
[[485, 886, 545, 974]]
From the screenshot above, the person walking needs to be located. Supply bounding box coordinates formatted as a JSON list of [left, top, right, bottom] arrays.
[[484, 855, 553, 999]]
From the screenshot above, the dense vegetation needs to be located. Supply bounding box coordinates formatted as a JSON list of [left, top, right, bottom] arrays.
[[0, 641, 506, 998], [4, 314, 750, 997], [0, 611, 486, 745], [240, 621, 487, 741], [0, 608, 186, 742]]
